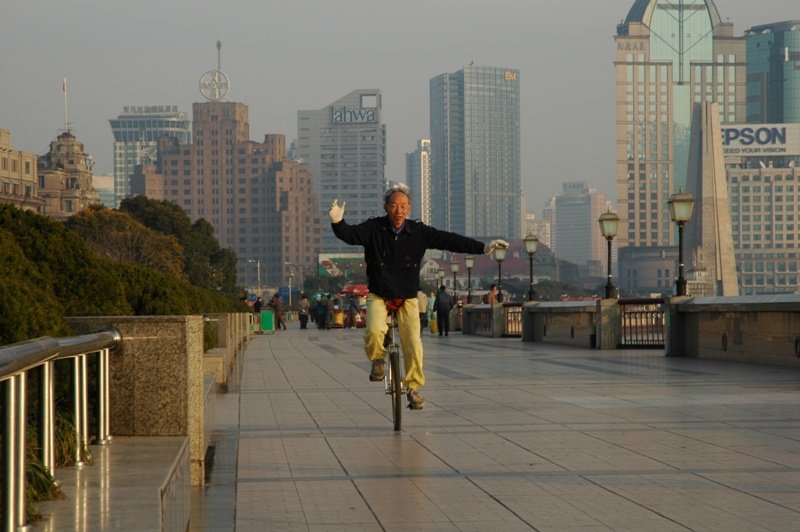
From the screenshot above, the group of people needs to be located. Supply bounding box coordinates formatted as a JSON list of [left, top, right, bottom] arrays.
[[415, 286, 458, 337], [252, 293, 288, 331]]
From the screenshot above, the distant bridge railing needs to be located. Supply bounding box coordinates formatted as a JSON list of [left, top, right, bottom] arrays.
[[1, 328, 121, 531]]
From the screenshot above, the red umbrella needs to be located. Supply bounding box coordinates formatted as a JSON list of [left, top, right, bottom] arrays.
[[339, 284, 369, 297]]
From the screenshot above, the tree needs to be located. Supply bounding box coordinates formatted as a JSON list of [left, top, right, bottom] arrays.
[[120, 197, 239, 295], [65, 205, 185, 279]]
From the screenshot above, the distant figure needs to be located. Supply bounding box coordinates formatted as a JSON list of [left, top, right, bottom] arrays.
[[253, 296, 264, 314], [416, 290, 429, 335], [324, 295, 334, 329], [298, 293, 310, 330], [427, 290, 436, 332], [486, 284, 498, 305], [270, 294, 287, 331], [347, 295, 360, 329], [434, 284, 454, 337]]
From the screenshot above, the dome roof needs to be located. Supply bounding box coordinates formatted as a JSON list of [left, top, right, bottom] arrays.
[[623, 0, 722, 28]]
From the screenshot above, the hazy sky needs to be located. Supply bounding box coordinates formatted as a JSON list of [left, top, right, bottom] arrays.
[[1, 0, 797, 213]]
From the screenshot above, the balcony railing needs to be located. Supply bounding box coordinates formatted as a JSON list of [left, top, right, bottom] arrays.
[[0, 328, 120, 530]]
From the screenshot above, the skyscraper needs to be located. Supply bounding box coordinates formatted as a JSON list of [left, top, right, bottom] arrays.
[[614, 0, 746, 294], [405, 139, 432, 224], [554, 182, 611, 275], [746, 20, 800, 124], [140, 99, 321, 288], [297, 90, 387, 253], [430, 65, 521, 239], [109, 106, 191, 207]]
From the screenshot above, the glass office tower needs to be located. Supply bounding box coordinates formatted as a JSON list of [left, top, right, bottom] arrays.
[[109, 106, 190, 207], [430, 65, 521, 239], [746, 21, 800, 124], [297, 90, 387, 253]]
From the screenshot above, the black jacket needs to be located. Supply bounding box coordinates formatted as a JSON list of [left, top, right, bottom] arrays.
[[332, 216, 485, 298]]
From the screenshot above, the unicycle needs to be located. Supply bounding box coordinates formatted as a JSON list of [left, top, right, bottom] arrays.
[[384, 300, 406, 431]]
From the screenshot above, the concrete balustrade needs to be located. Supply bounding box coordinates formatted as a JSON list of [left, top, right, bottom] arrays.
[[67, 313, 250, 487], [666, 295, 800, 367], [203, 312, 250, 391]]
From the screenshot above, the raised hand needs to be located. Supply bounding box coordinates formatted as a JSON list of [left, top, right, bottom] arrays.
[[329, 199, 346, 223], [484, 239, 509, 255]]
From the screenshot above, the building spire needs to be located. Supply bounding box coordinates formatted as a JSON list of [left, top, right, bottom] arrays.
[[217, 39, 222, 71]]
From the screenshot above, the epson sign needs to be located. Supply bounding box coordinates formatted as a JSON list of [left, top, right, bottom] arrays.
[[329, 106, 377, 125], [721, 124, 800, 156]]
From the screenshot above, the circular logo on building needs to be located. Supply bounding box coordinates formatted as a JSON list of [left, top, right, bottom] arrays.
[[199, 70, 230, 101]]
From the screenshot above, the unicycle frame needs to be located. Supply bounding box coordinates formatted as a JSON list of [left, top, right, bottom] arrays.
[[384, 309, 406, 431]]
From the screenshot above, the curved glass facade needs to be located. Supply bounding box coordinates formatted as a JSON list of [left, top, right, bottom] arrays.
[[615, 0, 746, 294]]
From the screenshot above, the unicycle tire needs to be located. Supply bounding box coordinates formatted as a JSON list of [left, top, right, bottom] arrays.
[[389, 349, 402, 431]]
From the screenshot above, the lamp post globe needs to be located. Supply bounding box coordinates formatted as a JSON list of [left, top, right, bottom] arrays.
[[598, 209, 620, 299], [450, 260, 460, 297], [523, 233, 539, 301], [493, 246, 506, 300], [464, 255, 474, 303], [667, 189, 695, 296]]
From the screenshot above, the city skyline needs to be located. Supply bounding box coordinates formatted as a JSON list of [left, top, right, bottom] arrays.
[[0, 0, 797, 214]]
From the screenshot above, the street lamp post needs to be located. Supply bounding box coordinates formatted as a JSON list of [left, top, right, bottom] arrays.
[[494, 246, 506, 301], [523, 233, 539, 301], [288, 273, 294, 308], [465, 255, 474, 303], [668, 189, 695, 296], [248, 259, 261, 296], [598, 209, 620, 299], [450, 260, 460, 298]]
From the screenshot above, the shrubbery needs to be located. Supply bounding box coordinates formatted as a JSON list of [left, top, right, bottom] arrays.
[[0, 203, 246, 345]]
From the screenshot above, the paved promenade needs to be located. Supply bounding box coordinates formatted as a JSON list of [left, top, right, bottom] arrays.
[[34, 325, 800, 531], [191, 326, 800, 531]]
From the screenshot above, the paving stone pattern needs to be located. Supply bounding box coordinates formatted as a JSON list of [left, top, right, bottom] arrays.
[[197, 328, 800, 531]]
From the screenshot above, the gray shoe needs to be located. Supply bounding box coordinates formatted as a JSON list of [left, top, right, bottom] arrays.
[[407, 389, 425, 410], [369, 359, 385, 381]]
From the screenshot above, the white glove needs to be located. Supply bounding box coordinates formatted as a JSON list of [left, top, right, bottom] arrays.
[[329, 199, 346, 224], [484, 239, 509, 255]]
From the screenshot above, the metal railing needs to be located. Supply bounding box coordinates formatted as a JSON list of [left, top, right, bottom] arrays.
[[502, 303, 522, 337], [619, 298, 665, 348], [1, 328, 121, 530]]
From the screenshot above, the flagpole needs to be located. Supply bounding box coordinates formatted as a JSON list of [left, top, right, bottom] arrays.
[[63, 77, 68, 132]]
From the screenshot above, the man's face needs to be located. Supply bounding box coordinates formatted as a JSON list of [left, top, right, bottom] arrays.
[[384, 192, 411, 229]]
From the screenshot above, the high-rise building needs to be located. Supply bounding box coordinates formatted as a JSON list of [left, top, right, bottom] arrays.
[[93, 173, 115, 208], [109, 106, 191, 207], [405, 139, 432, 224], [746, 20, 800, 124], [430, 65, 521, 239], [554, 182, 611, 274], [297, 90, 387, 252], [0, 129, 42, 213], [37, 131, 101, 220], [614, 0, 746, 293], [140, 99, 321, 289]]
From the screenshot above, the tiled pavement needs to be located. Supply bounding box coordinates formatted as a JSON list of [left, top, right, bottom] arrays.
[[193, 327, 800, 531], [34, 326, 800, 531]]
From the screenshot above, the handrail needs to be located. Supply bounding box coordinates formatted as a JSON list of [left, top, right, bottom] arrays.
[[1, 327, 121, 530], [0, 329, 121, 380]]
